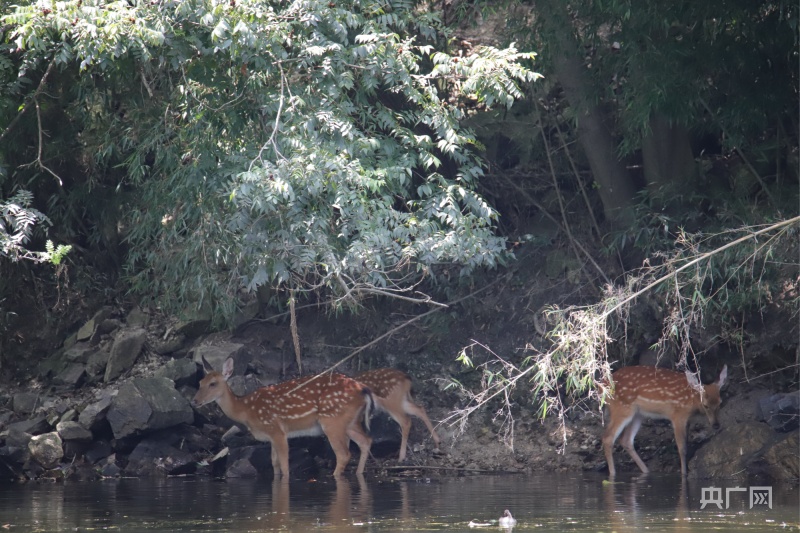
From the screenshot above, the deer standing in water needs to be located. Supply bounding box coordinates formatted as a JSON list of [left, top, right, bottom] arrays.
[[355, 368, 440, 460], [193, 357, 374, 478], [602, 365, 727, 477]]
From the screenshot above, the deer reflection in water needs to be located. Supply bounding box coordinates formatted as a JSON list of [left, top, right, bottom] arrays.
[[603, 476, 692, 533]]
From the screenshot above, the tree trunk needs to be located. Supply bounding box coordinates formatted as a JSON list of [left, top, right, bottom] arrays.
[[542, 3, 638, 223], [641, 114, 697, 193]]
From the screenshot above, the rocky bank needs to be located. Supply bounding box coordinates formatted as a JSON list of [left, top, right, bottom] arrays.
[[0, 299, 797, 484]]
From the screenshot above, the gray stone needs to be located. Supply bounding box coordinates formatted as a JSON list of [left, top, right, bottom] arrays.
[[77, 308, 112, 341], [758, 391, 800, 432], [85, 440, 112, 464], [86, 349, 109, 377], [689, 420, 774, 479], [64, 343, 94, 363], [12, 392, 42, 415], [225, 445, 272, 478], [7, 416, 49, 435], [1, 428, 32, 463], [126, 306, 150, 328], [96, 319, 122, 337], [78, 394, 114, 433], [124, 438, 196, 477], [174, 305, 212, 338], [192, 342, 246, 376], [28, 432, 63, 469], [56, 420, 93, 442], [150, 334, 186, 355], [53, 363, 87, 389], [154, 358, 198, 387], [106, 377, 194, 439], [100, 454, 122, 477], [104, 328, 147, 382]]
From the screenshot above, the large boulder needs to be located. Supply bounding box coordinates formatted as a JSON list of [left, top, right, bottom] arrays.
[[53, 363, 87, 389], [124, 437, 196, 477], [689, 421, 797, 479], [78, 394, 114, 433], [758, 391, 800, 433], [191, 341, 246, 375], [104, 328, 147, 382], [106, 377, 194, 439], [56, 420, 93, 442], [28, 432, 63, 469]]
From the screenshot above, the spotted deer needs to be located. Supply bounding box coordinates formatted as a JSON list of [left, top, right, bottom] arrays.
[[602, 365, 727, 477], [193, 357, 374, 478], [355, 368, 440, 460]]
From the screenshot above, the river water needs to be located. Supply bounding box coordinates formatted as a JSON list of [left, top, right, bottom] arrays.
[[0, 473, 797, 532]]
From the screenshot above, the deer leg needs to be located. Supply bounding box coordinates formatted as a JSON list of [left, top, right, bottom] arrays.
[[271, 436, 291, 479], [619, 414, 649, 474], [388, 411, 412, 461], [671, 416, 690, 476], [321, 419, 353, 477], [602, 405, 633, 478], [346, 420, 373, 475], [403, 397, 440, 449]]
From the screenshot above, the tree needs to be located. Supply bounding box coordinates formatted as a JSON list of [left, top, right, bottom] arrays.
[[1, 0, 540, 323], [459, 0, 797, 224]]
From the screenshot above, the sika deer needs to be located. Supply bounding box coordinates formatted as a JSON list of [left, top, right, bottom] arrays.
[[602, 365, 727, 477], [356, 368, 440, 460], [193, 357, 374, 478]]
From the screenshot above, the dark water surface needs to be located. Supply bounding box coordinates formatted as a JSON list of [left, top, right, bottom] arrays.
[[1, 474, 797, 532]]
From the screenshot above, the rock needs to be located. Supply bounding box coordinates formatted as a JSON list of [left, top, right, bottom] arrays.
[[77, 321, 95, 342], [77, 307, 113, 341], [124, 437, 196, 477], [64, 343, 94, 363], [689, 420, 774, 479], [56, 420, 93, 442], [63, 332, 78, 351], [7, 416, 49, 435], [191, 342, 246, 375], [78, 394, 114, 433], [28, 432, 63, 469], [12, 392, 42, 415], [151, 334, 186, 356], [0, 410, 12, 429], [90, 319, 122, 344], [126, 306, 150, 328], [232, 299, 260, 328], [752, 430, 800, 481], [225, 445, 273, 477], [104, 328, 147, 382], [53, 363, 87, 389], [174, 305, 212, 338], [106, 377, 194, 439], [154, 358, 198, 388], [86, 349, 110, 377], [84, 440, 113, 464], [758, 391, 800, 432], [366, 412, 403, 458], [99, 454, 123, 477], [1, 428, 32, 463]]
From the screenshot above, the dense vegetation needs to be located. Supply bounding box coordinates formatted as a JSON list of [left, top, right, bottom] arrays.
[[1, 0, 797, 421]]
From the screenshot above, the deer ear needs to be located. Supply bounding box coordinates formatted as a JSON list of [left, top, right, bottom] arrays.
[[201, 356, 214, 374], [222, 357, 235, 380], [717, 365, 728, 389]]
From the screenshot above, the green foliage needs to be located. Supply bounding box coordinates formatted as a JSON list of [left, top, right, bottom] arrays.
[[1, 0, 540, 323], [1, 189, 47, 260]]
